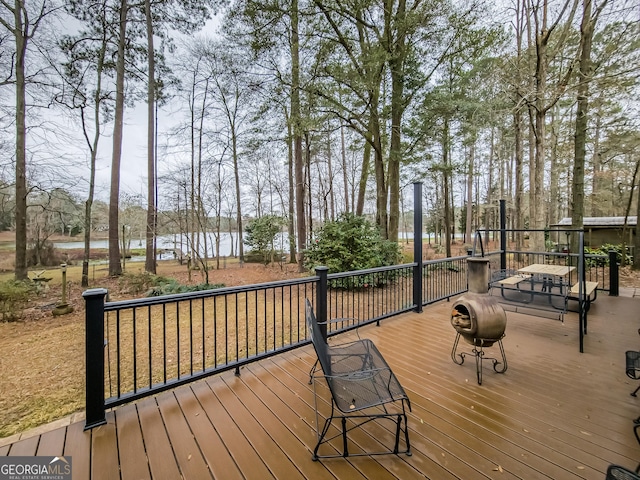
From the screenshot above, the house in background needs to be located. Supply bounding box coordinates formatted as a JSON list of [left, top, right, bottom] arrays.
[[552, 216, 637, 248]]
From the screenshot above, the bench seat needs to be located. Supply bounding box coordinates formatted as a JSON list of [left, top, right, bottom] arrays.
[[569, 281, 598, 297], [498, 275, 531, 286]]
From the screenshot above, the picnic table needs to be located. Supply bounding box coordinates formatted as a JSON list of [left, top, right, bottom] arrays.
[[517, 264, 576, 277], [491, 263, 599, 320], [491, 264, 576, 320]]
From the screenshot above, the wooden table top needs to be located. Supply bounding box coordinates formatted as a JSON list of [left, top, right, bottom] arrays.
[[517, 264, 576, 276]]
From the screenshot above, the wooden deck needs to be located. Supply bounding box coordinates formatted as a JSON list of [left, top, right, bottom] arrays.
[[2, 293, 640, 479]]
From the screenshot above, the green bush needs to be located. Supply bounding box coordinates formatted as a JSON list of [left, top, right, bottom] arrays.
[[118, 272, 171, 295], [0, 280, 33, 322], [244, 215, 285, 265], [585, 244, 632, 267], [304, 213, 401, 274], [147, 281, 225, 296]]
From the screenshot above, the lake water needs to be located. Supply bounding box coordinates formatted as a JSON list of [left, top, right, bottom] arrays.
[[54, 232, 291, 260]]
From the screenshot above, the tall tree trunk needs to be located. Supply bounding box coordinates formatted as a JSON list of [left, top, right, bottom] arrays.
[[340, 124, 349, 214], [386, 0, 406, 244], [572, 0, 606, 252], [442, 117, 451, 258], [233, 125, 244, 262], [286, 109, 296, 263], [372, 108, 387, 238], [145, 0, 156, 273], [291, 0, 306, 272], [590, 114, 602, 216], [622, 160, 639, 268], [485, 128, 495, 240], [81, 31, 107, 287], [465, 137, 475, 243], [549, 105, 560, 226], [356, 118, 372, 216], [108, 0, 128, 276], [326, 124, 335, 220], [13, 1, 27, 280]]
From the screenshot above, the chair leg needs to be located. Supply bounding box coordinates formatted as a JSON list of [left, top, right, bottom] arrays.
[[308, 359, 319, 385], [312, 400, 334, 461], [341, 417, 349, 457], [403, 410, 412, 456], [631, 384, 640, 397], [635, 424, 640, 472]]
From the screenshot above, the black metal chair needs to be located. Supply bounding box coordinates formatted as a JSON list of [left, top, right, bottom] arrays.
[[305, 299, 411, 460], [626, 351, 640, 396], [606, 464, 640, 479]]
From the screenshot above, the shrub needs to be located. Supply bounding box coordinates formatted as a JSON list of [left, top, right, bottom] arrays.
[[147, 281, 225, 296], [304, 213, 400, 274], [119, 272, 170, 295], [585, 243, 632, 267], [0, 280, 33, 322], [244, 215, 285, 265]]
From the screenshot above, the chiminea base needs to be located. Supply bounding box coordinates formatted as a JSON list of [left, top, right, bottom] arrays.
[[451, 333, 507, 385]]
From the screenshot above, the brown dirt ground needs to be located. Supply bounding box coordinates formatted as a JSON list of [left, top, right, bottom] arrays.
[[0, 248, 306, 439], [0, 237, 639, 439]]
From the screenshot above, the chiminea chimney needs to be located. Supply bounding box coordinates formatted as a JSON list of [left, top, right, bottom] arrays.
[[467, 257, 490, 294]]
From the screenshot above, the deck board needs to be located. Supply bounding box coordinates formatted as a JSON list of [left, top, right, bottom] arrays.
[[36, 427, 65, 456], [8, 434, 39, 456], [63, 419, 91, 480], [90, 413, 119, 480], [1, 294, 640, 479], [115, 403, 151, 480], [172, 386, 245, 480], [135, 396, 182, 480], [191, 380, 276, 480], [156, 392, 213, 479]]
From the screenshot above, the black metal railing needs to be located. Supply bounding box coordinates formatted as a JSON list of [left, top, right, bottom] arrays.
[[422, 256, 469, 305], [83, 255, 480, 429]]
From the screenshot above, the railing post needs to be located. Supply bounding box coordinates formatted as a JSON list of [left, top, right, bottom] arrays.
[[579, 231, 585, 353], [316, 266, 329, 342], [413, 182, 423, 313], [83, 288, 108, 430], [499, 199, 506, 270], [609, 250, 619, 296]]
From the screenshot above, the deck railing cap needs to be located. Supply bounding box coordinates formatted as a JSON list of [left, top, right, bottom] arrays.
[[82, 288, 108, 298]]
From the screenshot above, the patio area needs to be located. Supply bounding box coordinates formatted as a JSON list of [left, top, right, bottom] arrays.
[[2, 292, 640, 479]]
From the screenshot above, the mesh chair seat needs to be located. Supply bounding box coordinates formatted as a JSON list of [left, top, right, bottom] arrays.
[[606, 465, 640, 480], [326, 339, 407, 413]]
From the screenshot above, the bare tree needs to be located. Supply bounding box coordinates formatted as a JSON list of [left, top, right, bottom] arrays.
[[0, 0, 55, 280], [108, 0, 128, 276]]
